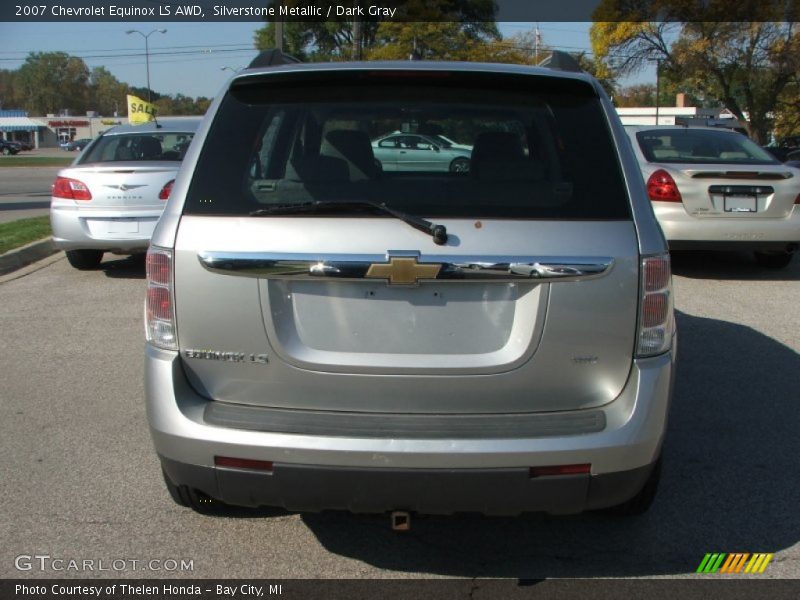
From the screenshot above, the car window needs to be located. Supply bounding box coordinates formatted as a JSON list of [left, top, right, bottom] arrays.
[[80, 132, 195, 163], [184, 74, 631, 220], [636, 129, 778, 165]]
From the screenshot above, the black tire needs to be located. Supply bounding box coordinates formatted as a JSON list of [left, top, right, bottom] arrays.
[[449, 157, 470, 173], [161, 469, 221, 514], [599, 456, 662, 516], [65, 249, 104, 270], [753, 251, 793, 269], [1, 147, 10, 156]]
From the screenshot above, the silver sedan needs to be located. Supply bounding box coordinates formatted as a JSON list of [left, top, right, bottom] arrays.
[[50, 118, 201, 269]]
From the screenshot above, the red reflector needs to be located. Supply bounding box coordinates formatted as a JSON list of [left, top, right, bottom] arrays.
[[646, 169, 681, 202], [214, 456, 274, 471], [642, 292, 669, 328], [529, 464, 591, 478], [146, 252, 171, 286], [159, 179, 174, 200], [52, 176, 92, 201], [146, 286, 171, 321]]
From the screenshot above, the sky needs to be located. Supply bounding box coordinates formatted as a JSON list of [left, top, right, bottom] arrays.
[[0, 21, 653, 100]]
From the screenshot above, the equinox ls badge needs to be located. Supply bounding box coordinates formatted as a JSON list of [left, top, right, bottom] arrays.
[[183, 349, 268, 364], [365, 257, 441, 285]]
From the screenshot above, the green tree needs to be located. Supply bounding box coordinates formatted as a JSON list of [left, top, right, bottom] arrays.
[[88, 67, 129, 116], [15, 52, 90, 115], [366, 21, 499, 61], [591, 6, 800, 143], [0, 69, 23, 109], [254, 0, 497, 61]]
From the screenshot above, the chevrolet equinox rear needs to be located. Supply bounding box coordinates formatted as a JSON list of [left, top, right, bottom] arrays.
[[146, 55, 676, 517]]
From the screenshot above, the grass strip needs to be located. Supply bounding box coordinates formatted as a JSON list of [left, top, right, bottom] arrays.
[[0, 216, 51, 255], [0, 156, 73, 167]]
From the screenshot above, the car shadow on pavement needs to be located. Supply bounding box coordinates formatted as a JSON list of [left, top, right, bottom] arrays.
[[292, 310, 800, 578], [101, 255, 146, 279], [671, 250, 800, 281]]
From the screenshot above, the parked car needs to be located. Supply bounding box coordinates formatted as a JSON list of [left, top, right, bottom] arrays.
[[627, 126, 800, 268], [50, 119, 202, 269], [148, 52, 675, 518], [0, 139, 21, 155], [372, 132, 472, 172], [64, 138, 92, 151]]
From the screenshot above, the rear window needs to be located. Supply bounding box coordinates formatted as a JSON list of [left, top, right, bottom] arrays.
[[636, 129, 778, 165], [185, 72, 631, 220], [80, 131, 195, 163]]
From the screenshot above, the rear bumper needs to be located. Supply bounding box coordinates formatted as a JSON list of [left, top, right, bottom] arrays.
[[160, 455, 656, 515], [146, 341, 676, 513], [50, 202, 162, 252], [653, 203, 800, 250]]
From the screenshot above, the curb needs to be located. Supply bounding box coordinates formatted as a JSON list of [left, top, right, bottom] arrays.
[[0, 237, 58, 276]]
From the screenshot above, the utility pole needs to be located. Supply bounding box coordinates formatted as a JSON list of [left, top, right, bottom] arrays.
[[126, 29, 167, 102], [275, 20, 284, 51], [353, 18, 363, 60], [654, 58, 662, 125]]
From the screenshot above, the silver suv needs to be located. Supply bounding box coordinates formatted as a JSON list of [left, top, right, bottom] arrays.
[[146, 53, 676, 517]]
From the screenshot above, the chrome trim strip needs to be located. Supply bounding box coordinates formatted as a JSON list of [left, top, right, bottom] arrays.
[[198, 251, 614, 283]]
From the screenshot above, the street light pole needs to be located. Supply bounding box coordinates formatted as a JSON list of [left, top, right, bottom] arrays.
[[126, 29, 167, 102]]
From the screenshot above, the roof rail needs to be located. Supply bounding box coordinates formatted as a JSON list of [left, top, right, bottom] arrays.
[[538, 50, 583, 73], [248, 49, 301, 69]]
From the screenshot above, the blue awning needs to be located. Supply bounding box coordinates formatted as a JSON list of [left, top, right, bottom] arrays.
[[0, 117, 45, 132]]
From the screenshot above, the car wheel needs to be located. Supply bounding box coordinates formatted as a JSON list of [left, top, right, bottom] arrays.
[[753, 251, 793, 269], [1, 147, 10, 156], [598, 455, 662, 517], [65, 249, 104, 270], [161, 469, 222, 514], [449, 157, 470, 173]]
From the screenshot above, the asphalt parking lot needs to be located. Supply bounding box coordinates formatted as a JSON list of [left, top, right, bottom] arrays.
[[1, 217, 799, 579], [0, 163, 61, 223]]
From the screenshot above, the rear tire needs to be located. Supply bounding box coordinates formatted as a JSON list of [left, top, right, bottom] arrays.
[[598, 456, 662, 516], [65, 249, 104, 270], [753, 251, 793, 269], [449, 157, 470, 173], [1, 147, 10, 156]]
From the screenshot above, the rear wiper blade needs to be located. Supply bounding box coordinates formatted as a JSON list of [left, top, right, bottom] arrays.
[[250, 200, 448, 245]]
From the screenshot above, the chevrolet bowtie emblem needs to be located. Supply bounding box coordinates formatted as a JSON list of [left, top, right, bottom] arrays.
[[365, 257, 441, 285]]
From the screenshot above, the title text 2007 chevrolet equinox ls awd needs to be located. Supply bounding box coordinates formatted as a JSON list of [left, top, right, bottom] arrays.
[[145, 52, 676, 518]]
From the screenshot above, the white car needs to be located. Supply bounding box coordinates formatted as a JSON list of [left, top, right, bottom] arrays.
[[626, 126, 800, 268], [50, 119, 201, 269]]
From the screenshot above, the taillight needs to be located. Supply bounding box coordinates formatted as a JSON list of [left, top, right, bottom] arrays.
[[646, 169, 681, 202], [52, 176, 92, 200], [145, 247, 177, 350], [795, 193, 800, 205], [636, 254, 674, 357], [159, 179, 174, 200]]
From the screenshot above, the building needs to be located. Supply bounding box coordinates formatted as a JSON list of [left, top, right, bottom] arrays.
[[0, 109, 125, 149], [0, 110, 46, 147], [616, 94, 745, 133], [35, 114, 124, 148]]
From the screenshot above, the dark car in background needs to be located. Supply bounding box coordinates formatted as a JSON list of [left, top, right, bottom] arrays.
[[0, 139, 21, 155]]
